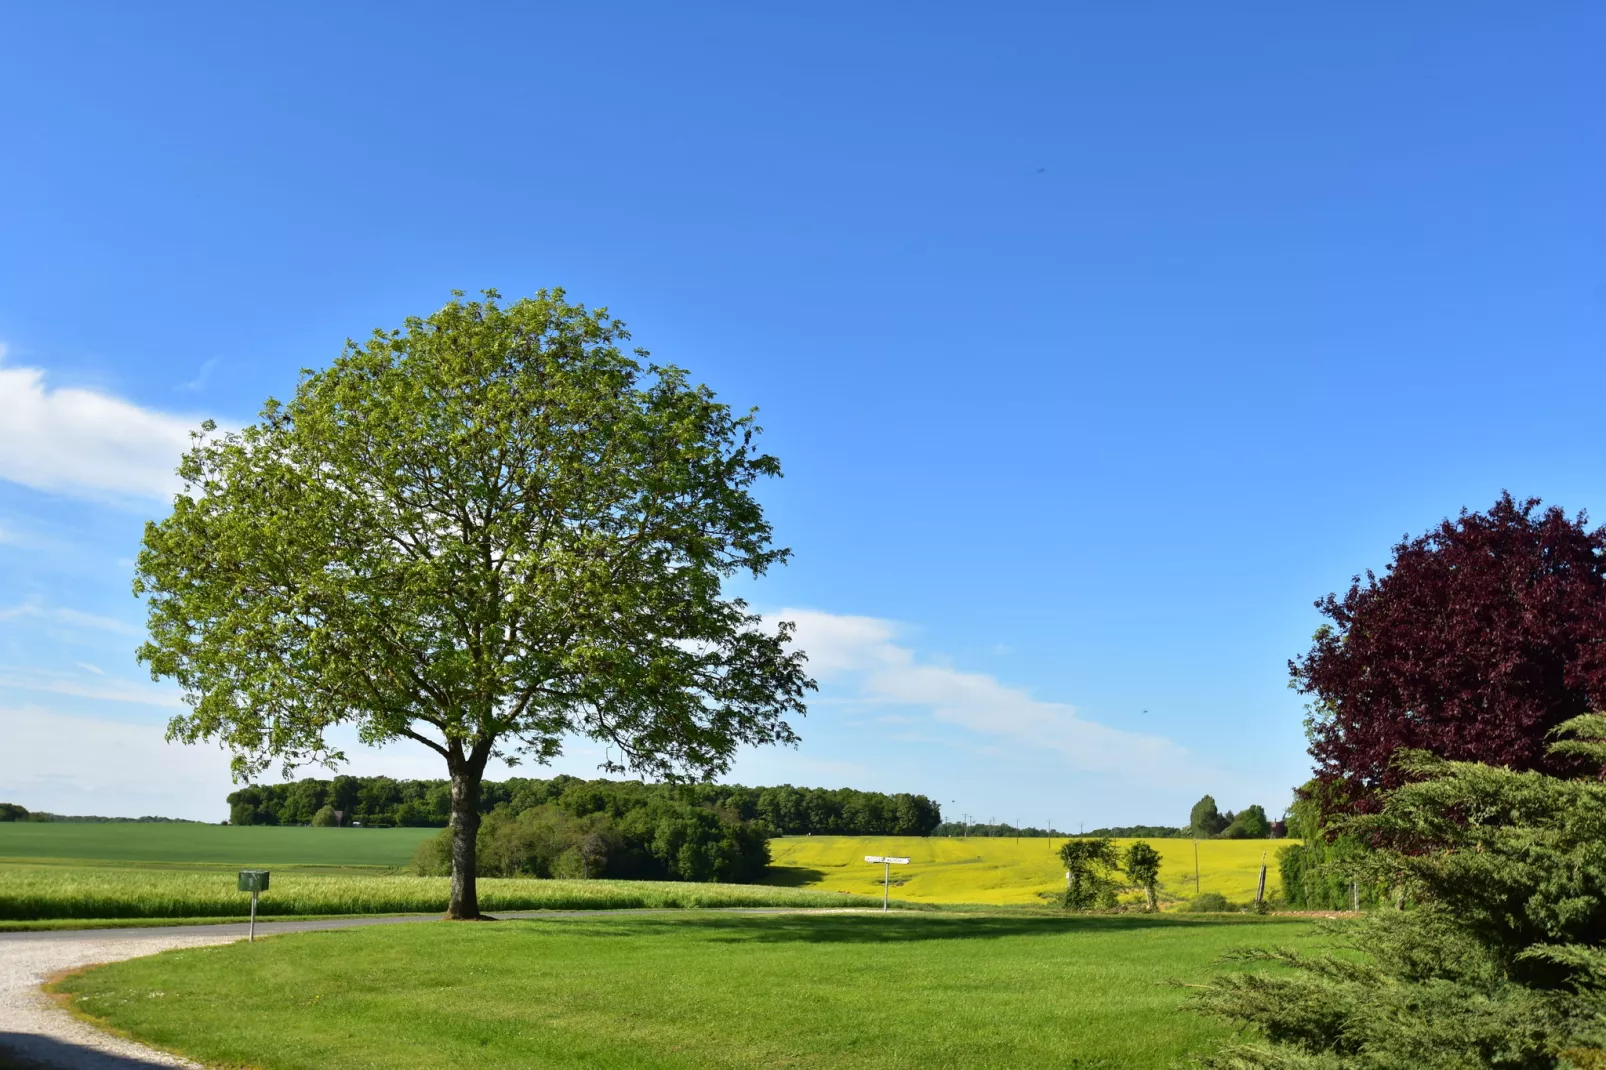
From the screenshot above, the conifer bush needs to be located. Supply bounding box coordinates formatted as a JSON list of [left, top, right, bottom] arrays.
[[1187, 716, 1606, 1069]]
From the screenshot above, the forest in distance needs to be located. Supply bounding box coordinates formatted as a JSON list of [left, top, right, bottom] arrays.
[[226, 775, 945, 838]]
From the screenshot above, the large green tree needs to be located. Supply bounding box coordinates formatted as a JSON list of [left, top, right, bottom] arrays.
[[136, 290, 814, 919]]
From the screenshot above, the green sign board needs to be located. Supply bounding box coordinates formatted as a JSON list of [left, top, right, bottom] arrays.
[[238, 869, 270, 893]]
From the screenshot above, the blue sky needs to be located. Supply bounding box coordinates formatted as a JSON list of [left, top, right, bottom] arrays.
[[2, 3, 1603, 824]]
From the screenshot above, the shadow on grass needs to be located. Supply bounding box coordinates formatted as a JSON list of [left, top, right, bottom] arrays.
[[506, 911, 1307, 946], [0, 1032, 177, 1068], [758, 866, 828, 888]]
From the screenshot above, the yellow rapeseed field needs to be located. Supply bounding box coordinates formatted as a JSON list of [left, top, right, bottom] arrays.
[[767, 835, 1293, 907]]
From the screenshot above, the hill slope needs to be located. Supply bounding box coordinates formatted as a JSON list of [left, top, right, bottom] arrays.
[[768, 835, 1288, 906]]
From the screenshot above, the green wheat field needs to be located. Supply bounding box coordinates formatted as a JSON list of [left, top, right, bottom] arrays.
[[0, 823, 1290, 923]]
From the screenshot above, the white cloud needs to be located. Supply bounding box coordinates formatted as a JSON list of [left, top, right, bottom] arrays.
[[778, 608, 1215, 789], [180, 357, 219, 392], [0, 666, 183, 709], [0, 347, 206, 501], [75, 661, 106, 675], [54, 607, 143, 636], [0, 601, 144, 636], [0, 706, 233, 820]]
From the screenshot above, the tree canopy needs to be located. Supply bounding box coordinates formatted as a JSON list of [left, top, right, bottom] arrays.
[[1292, 493, 1606, 808], [136, 290, 813, 918], [1190, 795, 1228, 838], [1123, 841, 1162, 911], [225, 774, 942, 838], [1058, 837, 1122, 910]]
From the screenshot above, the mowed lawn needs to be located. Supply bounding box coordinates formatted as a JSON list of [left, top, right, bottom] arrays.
[[56, 912, 1315, 1070], [0, 822, 434, 868], [768, 836, 1290, 906]]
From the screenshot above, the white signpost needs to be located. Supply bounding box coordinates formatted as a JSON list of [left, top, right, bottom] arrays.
[[864, 855, 910, 911]]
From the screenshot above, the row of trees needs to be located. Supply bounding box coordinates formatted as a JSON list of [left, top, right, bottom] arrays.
[[227, 775, 942, 838], [0, 804, 192, 823], [929, 821, 1064, 837]]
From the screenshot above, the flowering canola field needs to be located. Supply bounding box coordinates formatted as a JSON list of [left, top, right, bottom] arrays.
[[767, 835, 1291, 907]]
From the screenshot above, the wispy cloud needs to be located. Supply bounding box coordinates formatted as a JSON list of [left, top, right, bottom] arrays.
[[0, 706, 232, 820], [778, 608, 1220, 789], [0, 345, 213, 502], [179, 357, 219, 392], [0, 666, 183, 708], [55, 607, 143, 636], [0, 601, 143, 636]]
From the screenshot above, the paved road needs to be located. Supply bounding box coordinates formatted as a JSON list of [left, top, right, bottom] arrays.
[[0, 908, 879, 1068]]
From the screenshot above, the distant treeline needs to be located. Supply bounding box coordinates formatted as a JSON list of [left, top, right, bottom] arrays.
[[1084, 825, 1187, 839], [930, 822, 1066, 838], [227, 776, 943, 837], [0, 804, 196, 824]]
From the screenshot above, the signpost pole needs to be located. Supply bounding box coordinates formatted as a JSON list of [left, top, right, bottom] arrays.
[[864, 855, 909, 912], [238, 870, 269, 943]]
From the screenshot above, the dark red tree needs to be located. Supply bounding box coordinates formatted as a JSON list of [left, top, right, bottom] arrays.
[[1292, 493, 1606, 807]]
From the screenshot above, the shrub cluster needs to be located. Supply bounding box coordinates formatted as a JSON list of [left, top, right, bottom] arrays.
[[1190, 796, 1278, 840], [1192, 721, 1606, 1069], [412, 800, 771, 884], [226, 775, 941, 836]]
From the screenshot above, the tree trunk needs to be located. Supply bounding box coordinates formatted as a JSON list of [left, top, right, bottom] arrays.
[[445, 766, 483, 920]]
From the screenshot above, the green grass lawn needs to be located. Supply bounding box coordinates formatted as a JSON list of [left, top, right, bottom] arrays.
[[0, 821, 434, 867], [55, 912, 1315, 1069]]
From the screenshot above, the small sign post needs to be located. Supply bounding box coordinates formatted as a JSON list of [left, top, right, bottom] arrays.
[[864, 855, 910, 911], [237, 870, 270, 942]]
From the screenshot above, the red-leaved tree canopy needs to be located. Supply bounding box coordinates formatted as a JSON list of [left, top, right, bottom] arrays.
[[1292, 492, 1606, 806]]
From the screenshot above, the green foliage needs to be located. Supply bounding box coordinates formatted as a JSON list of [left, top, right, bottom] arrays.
[[0, 803, 28, 822], [1221, 805, 1271, 840], [1059, 837, 1122, 910], [1188, 718, 1606, 1069], [228, 774, 940, 836], [415, 800, 771, 884], [1091, 825, 1188, 839], [1276, 783, 1383, 910], [1191, 796, 1229, 838], [134, 290, 812, 918], [1184, 892, 1234, 913], [1125, 841, 1163, 910], [310, 805, 338, 828]]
